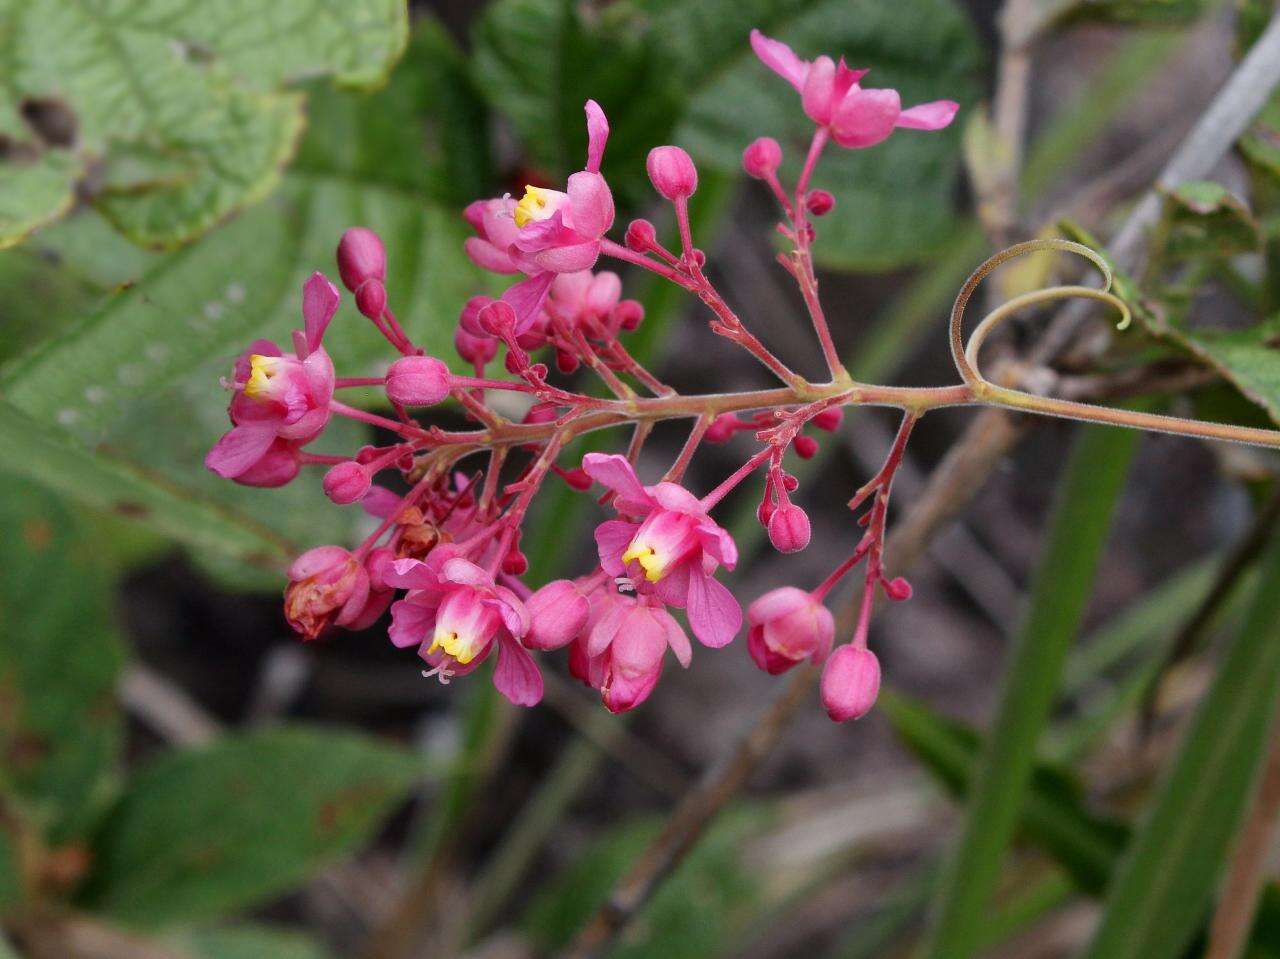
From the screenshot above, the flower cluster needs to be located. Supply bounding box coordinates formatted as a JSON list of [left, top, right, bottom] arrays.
[[205, 30, 958, 720]]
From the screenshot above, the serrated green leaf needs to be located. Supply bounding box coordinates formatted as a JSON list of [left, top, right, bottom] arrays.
[[167, 924, 332, 959], [1083, 537, 1280, 959], [79, 726, 418, 927], [0, 474, 125, 843], [0, 0, 407, 248]]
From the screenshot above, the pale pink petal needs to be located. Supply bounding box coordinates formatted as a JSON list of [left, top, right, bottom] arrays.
[[602, 658, 661, 713], [658, 609, 692, 668], [588, 599, 630, 657], [494, 634, 543, 706], [583, 453, 647, 502], [801, 54, 837, 125], [565, 171, 614, 240], [344, 590, 393, 632], [646, 482, 703, 515], [595, 519, 640, 576], [440, 557, 493, 588], [831, 87, 901, 149], [302, 272, 340, 354], [385, 558, 441, 591], [288, 545, 350, 580], [500, 271, 555, 331], [653, 560, 690, 607], [584, 99, 609, 173], [750, 29, 809, 92], [531, 241, 601, 274], [511, 211, 576, 252], [696, 520, 738, 570], [334, 569, 372, 626], [896, 99, 959, 131], [361, 485, 403, 520], [302, 345, 336, 403], [205, 423, 276, 478], [491, 586, 531, 637], [747, 585, 811, 626], [686, 571, 741, 648], [464, 237, 520, 274]]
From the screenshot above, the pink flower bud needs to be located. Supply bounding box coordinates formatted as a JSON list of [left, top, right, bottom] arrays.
[[354, 279, 387, 320], [526, 580, 590, 650], [613, 299, 644, 331], [503, 547, 528, 576], [455, 327, 497, 365], [705, 413, 740, 444], [742, 137, 782, 179], [812, 407, 843, 431], [323, 461, 371, 505], [806, 190, 835, 216], [757, 498, 776, 527], [781, 472, 799, 492], [561, 467, 592, 491], [336, 227, 386, 292], [626, 218, 657, 251], [646, 146, 698, 201], [883, 576, 913, 601], [385, 355, 452, 406], [768, 503, 811, 553], [821, 645, 881, 722], [793, 435, 819, 459], [459, 295, 494, 336], [747, 586, 834, 674], [479, 300, 518, 337]]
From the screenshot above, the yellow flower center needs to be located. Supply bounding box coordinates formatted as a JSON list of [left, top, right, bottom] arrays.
[[429, 629, 478, 665], [243, 354, 283, 401], [514, 186, 557, 228], [621, 542, 666, 583]]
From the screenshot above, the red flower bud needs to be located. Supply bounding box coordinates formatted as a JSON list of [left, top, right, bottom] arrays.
[[646, 145, 698, 200], [626, 218, 657, 251], [455, 327, 497, 365], [812, 407, 843, 431], [354, 279, 387, 320], [793, 435, 819, 459], [883, 576, 913, 601], [705, 413, 740, 444], [613, 299, 644, 331], [742, 137, 782, 179], [561, 467, 592, 491], [806, 190, 835, 216]]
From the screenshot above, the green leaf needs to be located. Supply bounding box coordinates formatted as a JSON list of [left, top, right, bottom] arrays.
[[1155, 180, 1261, 260], [523, 807, 769, 958], [923, 421, 1140, 958], [167, 925, 332, 959], [881, 690, 1127, 896], [0, 398, 294, 570], [0, 0, 407, 248], [79, 726, 418, 927], [672, 0, 980, 270], [0, 474, 125, 843], [0, 149, 78, 250], [1082, 537, 1280, 959], [1054, 0, 1209, 26]]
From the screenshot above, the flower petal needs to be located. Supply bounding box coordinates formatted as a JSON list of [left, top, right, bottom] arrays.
[[594, 519, 640, 576], [302, 272, 340, 355], [686, 570, 741, 648], [205, 423, 277, 479], [896, 99, 959, 131], [494, 634, 543, 706], [659, 609, 692, 668], [582, 453, 648, 503], [750, 29, 809, 92], [584, 99, 610, 173], [566, 171, 614, 240], [831, 87, 901, 149], [500, 271, 556, 332]]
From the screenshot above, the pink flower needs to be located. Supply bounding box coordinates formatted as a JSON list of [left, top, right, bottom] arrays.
[[284, 545, 372, 640], [509, 101, 615, 274], [750, 30, 958, 149], [583, 453, 742, 649], [384, 554, 542, 706], [746, 587, 834, 675], [385, 355, 452, 407], [569, 586, 691, 714], [646, 145, 698, 201], [545, 269, 638, 340], [821, 645, 881, 722], [767, 503, 811, 553], [463, 198, 524, 275], [206, 273, 339, 482]]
